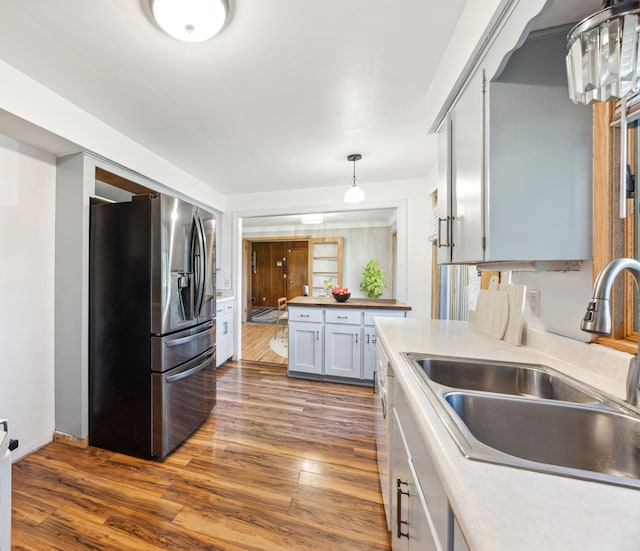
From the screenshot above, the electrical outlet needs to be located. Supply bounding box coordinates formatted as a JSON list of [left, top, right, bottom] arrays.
[[223, 278, 230, 288], [528, 290, 541, 319]]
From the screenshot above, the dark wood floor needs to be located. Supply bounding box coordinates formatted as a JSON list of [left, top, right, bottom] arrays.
[[12, 361, 391, 550]]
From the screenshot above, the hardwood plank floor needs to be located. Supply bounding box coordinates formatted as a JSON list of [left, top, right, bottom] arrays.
[[12, 361, 390, 550], [241, 322, 288, 365]]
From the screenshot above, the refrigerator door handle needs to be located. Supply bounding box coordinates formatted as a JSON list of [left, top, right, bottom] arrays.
[[166, 352, 214, 384], [192, 214, 206, 318]]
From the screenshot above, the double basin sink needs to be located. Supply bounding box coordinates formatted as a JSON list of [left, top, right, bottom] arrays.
[[402, 353, 640, 489]]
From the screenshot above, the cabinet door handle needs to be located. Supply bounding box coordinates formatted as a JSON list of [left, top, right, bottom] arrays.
[[300, 314, 310, 318], [438, 216, 455, 249], [316, 331, 319, 341], [366, 334, 370, 344], [396, 478, 410, 539], [337, 315, 348, 319], [438, 217, 450, 248], [354, 333, 359, 344]]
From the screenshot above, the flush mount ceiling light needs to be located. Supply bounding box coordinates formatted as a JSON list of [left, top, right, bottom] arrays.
[[301, 213, 324, 225], [344, 154, 365, 204], [566, 0, 640, 104], [150, 0, 228, 43]]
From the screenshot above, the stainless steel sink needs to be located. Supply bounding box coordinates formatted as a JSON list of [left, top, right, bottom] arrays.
[[401, 352, 640, 488], [444, 391, 640, 487], [404, 353, 603, 403]]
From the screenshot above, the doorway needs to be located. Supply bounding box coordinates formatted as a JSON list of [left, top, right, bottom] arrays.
[[246, 239, 309, 317], [242, 238, 309, 364]]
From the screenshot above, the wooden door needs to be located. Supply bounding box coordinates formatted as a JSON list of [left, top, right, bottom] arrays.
[[286, 246, 308, 300], [271, 241, 287, 305], [251, 241, 272, 308]]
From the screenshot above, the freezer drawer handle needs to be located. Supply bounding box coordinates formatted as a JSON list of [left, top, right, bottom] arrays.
[[166, 354, 213, 383], [164, 324, 213, 347]]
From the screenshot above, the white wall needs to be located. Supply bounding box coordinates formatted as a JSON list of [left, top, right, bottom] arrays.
[[217, 212, 233, 290], [0, 136, 56, 460], [244, 225, 394, 299], [512, 263, 594, 343]]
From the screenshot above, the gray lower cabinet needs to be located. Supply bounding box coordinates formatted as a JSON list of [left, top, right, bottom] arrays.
[[363, 326, 378, 380], [288, 320, 323, 374], [392, 381, 469, 551], [216, 298, 235, 367], [324, 323, 361, 378], [392, 410, 439, 550], [288, 306, 406, 384]]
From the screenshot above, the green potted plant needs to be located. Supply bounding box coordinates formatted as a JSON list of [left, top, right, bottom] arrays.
[[360, 259, 386, 298]]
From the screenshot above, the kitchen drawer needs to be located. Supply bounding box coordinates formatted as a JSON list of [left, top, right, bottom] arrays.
[[363, 309, 405, 326], [288, 307, 323, 323], [325, 309, 361, 325]]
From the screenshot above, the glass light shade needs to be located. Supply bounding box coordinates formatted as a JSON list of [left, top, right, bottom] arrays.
[[344, 182, 365, 203], [567, 2, 640, 104], [151, 0, 227, 43], [301, 213, 324, 224]]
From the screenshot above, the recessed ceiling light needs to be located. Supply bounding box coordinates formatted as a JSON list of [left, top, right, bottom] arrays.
[[301, 213, 324, 225], [150, 0, 228, 43]]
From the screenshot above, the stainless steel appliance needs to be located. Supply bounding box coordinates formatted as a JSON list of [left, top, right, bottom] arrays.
[[89, 193, 216, 458]]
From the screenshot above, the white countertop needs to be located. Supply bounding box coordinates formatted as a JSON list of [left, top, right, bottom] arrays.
[[216, 291, 235, 304], [375, 317, 640, 551]]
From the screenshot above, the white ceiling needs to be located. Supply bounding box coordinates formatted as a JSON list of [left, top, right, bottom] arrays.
[[0, 0, 602, 211], [0, 0, 470, 197]]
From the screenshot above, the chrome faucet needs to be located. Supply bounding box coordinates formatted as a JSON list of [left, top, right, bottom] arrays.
[[581, 258, 640, 406]]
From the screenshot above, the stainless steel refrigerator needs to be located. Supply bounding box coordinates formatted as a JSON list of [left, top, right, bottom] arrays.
[[89, 193, 216, 458]]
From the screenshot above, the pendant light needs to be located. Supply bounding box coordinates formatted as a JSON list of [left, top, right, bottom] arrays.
[[150, 0, 228, 43], [566, 1, 640, 218], [344, 154, 365, 204]]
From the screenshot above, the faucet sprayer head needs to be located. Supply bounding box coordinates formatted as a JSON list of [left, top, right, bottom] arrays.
[[580, 298, 611, 335], [580, 258, 640, 337]]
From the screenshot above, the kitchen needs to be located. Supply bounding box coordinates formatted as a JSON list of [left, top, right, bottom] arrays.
[[1, 0, 639, 549]]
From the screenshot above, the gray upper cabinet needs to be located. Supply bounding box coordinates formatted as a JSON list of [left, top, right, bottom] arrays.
[[438, 68, 486, 264], [437, 28, 593, 265]]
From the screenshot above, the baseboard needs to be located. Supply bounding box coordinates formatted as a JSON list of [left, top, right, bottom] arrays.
[[53, 431, 88, 449]]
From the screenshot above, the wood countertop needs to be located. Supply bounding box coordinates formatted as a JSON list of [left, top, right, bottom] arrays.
[[288, 296, 411, 311]]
